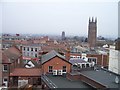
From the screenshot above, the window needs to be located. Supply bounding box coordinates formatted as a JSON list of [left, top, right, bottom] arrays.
[[88, 58, 92, 62], [63, 66, 66, 72], [31, 53, 33, 56], [31, 48, 33, 51], [24, 47, 25, 51], [35, 54, 37, 57], [48, 66, 53, 73], [27, 53, 29, 56], [3, 78, 7, 82], [27, 47, 29, 51], [3, 65, 8, 71], [3, 78, 8, 86], [18, 59, 20, 64], [35, 48, 37, 52], [93, 58, 97, 64]]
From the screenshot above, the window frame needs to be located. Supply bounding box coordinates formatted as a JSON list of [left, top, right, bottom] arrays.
[[35, 48, 37, 52], [62, 66, 67, 72], [48, 66, 53, 73], [27, 47, 29, 51], [31, 48, 33, 51], [3, 65, 8, 72]]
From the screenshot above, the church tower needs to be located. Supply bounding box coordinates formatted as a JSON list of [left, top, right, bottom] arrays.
[[61, 31, 65, 40], [88, 17, 97, 47]]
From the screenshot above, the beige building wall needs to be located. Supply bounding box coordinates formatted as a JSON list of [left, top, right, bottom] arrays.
[[109, 46, 120, 74]]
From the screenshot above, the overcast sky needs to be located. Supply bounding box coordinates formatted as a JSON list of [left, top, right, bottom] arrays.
[[0, 0, 119, 38]]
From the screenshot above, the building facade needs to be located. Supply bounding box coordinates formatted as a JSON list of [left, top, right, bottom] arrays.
[[1, 46, 22, 87], [18, 44, 42, 58], [41, 50, 72, 75], [109, 45, 120, 74], [88, 17, 97, 47]]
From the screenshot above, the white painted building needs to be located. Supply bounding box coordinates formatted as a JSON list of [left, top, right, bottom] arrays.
[[18, 44, 42, 58], [109, 45, 120, 74]]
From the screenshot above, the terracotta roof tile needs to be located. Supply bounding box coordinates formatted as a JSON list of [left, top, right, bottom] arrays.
[[10, 68, 41, 76], [0, 50, 10, 64]]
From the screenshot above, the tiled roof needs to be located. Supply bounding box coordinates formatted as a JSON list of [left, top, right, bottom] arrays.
[[3, 46, 21, 63], [2, 52, 11, 64], [10, 68, 41, 76], [0, 49, 10, 64], [41, 50, 71, 64], [41, 44, 67, 52]]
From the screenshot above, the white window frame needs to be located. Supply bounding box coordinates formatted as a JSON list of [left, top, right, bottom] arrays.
[[3, 78, 8, 86], [48, 66, 53, 73], [3, 65, 8, 72], [18, 59, 20, 64]]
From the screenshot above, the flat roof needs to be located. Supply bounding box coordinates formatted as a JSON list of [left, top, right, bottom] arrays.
[[80, 69, 120, 88], [43, 75, 93, 89]]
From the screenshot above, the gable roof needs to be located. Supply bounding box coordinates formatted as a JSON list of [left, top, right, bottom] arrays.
[[3, 46, 22, 63], [41, 50, 71, 64]]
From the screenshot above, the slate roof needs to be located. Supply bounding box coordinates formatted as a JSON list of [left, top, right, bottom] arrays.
[[80, 69, 120, 88], [10, 68, 41, 76], [41, 50, 71, 64], [69, 58, 88, 65]]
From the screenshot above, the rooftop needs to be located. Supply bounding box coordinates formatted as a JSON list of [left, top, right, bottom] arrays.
[[41, 50, 70, 64], [74, 68, 120, 88], [42, 75, 94, 89]]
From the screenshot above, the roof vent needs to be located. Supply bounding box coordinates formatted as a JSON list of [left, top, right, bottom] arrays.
[[115, 76, 119, 84]]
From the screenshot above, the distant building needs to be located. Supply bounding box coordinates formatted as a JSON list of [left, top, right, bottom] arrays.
[[61, 31, 65, 40], [88, 17, 97, 47], [118, 1, 120, 38], [0, 50, 2, 87], [18, 44, 42, 58], [109, 39, 120, 74], [2, 34, 30, 41]]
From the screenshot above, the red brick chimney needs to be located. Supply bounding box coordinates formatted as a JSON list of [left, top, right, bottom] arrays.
[[65, 48, 70, 61]]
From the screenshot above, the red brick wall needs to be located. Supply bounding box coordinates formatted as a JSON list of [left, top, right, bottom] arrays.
[[66, 73, 80, 81], [42, 56, 71, 74], [87, 54, 108, 67]]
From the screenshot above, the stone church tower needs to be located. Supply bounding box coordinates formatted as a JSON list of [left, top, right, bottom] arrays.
[[88, 17, 97, 47]]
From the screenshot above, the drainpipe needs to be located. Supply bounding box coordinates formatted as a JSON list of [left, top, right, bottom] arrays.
[[101, 54, 103, 67]]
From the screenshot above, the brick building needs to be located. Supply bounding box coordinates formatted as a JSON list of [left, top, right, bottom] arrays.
[[1, 46, 22, 87], [9, 68, 41, 87], [41, 50, 72, 75], [68, 52, 108, 67]]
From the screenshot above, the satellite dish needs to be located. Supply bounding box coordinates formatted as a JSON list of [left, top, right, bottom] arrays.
[[115, 76, 119, 84]]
